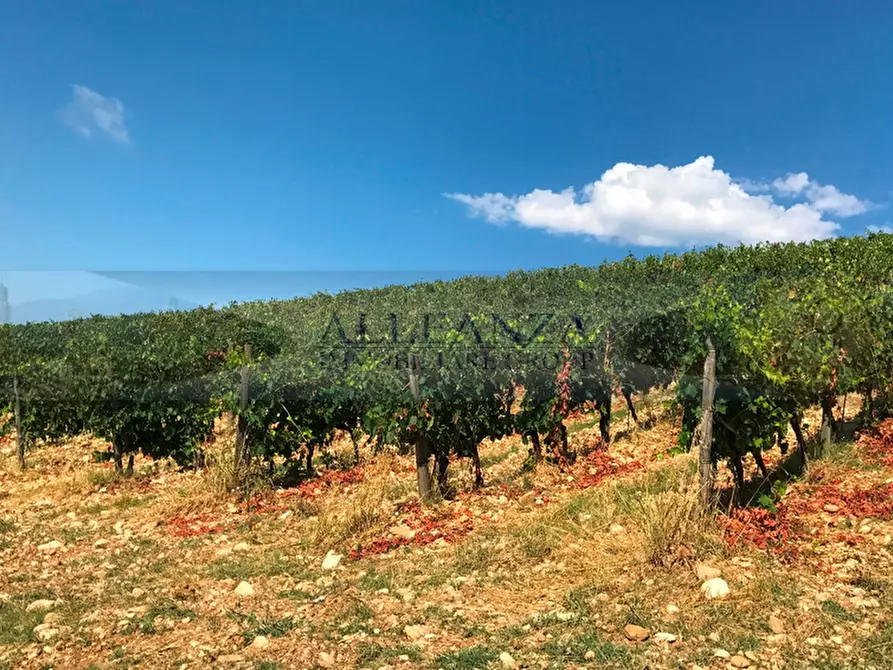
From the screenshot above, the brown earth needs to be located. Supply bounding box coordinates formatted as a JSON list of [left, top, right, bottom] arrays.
[[1, 393, 892, 670]]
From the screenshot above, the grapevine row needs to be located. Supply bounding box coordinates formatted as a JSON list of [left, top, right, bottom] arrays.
[[2, 233, 893, 503]]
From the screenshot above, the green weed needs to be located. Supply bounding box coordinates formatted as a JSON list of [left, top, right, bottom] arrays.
[[435, 645, 498, 670]]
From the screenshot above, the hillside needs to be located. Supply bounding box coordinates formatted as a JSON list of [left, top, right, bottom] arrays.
[[2, 394, 893, 670]]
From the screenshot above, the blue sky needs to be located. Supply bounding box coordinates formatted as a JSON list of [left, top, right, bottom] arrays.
[[1, 1, 891, 308]]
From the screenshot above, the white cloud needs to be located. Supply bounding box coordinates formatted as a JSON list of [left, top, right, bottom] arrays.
[[446, 156, 870, 247], [61, 85, 130, 144], [447, 192, 516, 223], [772, 172, 869, 217], [868, 225, 893, 234]]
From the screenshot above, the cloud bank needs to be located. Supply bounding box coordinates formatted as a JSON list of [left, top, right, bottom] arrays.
[[61, 85, 130, 144], [446, 156, 870, 247]]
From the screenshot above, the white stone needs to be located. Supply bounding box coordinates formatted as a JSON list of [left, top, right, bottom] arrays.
[[700, 578, 730, 600], [317, 651, 335, 668], [32, 624, 59, 642], [403, 624, 430, 640], [234, 581, 255, 597], [499, 651, 517, 668], [37, 540, 63, 552], [321, 551, 343, 570], [252, 635, 270, 649]]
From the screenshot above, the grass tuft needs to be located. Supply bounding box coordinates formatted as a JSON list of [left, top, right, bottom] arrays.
[[435, 645, 499, 670]]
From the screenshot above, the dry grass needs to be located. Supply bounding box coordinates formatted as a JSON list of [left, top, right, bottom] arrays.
[[3, 395, 893, 670], [302, 453, 415, 551], [628, 459, 719, 567]]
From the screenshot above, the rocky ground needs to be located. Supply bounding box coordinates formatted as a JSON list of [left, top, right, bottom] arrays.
[[2, 395, 893, 670]]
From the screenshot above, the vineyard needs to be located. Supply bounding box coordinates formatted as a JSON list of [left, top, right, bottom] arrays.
[[3, 234, 893, 669], [3, 234, 893, 500]]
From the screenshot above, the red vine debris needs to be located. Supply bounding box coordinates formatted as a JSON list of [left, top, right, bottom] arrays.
[[858, 418, 893, 467], [719, 506, 803, 559], [348, 500, 474, 560], [289, 467, 365, 499], [570, 450, 646, 489], [786, 481, 893, 520], [165, 514, 229, 538]]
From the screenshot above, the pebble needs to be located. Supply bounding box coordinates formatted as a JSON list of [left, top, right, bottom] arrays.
[[32, 624, 59, 642], [700, 578, 730, 600], [321, 550, 342, 570], [131, 588, 145, 598], [696, 563, 722, 580], [404, 624, 431, 641], [37, 540, 63, 553], [830, 636, 844, 644], [317, 651, 335, 668], [233, 542, 250, 552], [584, 650, 596, 660], [713, 649, 730, 659], [768, 615, 785, 634], [518, 491, 536, 506], [234, 581, 255, 597], [666, 604, 680, 615], [623, 624, 650, 642], [730, 655, 751, 668], [499, 651, 517, 668], [823, 503, 840, 513], [251, 635, 270, 649], [654, 632, 677, 643]]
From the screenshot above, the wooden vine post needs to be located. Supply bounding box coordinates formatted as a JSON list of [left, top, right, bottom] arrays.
[[698, 337, 717, 508], [819, 417, 832, 459], [408, 353, 433, 502], [14, 375, 24, 470], [234, 344, 253, 471], [818, 392, 834, 459]]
